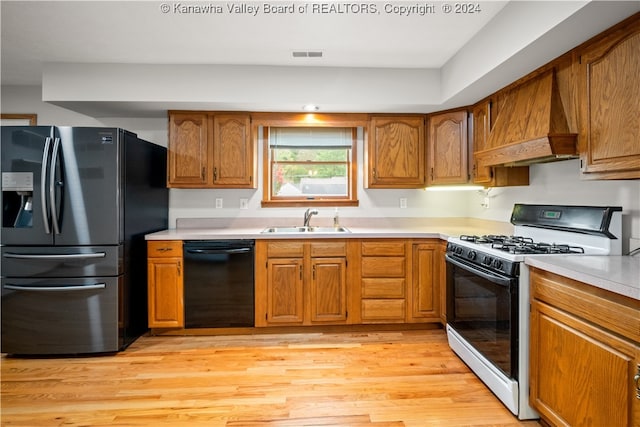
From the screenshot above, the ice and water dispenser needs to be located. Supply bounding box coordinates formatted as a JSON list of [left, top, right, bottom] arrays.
[[2, 172, 34, 228]]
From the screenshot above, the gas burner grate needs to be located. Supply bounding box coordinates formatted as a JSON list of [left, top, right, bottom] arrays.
[[491, 241, 586, 255], [460, 235, 533, 245]]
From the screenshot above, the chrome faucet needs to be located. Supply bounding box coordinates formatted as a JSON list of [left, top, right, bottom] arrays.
[[303, 208, 319, 227]]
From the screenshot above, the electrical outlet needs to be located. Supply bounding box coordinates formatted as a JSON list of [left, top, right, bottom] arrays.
[[215, 198, 223, 209], [399, 198, 407, 209], [240, 198, 248, 210]]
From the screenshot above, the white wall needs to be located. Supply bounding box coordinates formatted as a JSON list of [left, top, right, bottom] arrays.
[[0, 85, 168, 144], [3, 85, 639, 251], [467, 160, 640, 252]]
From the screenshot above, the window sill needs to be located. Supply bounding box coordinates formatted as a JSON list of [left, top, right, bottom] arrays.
[[261, 199, 359, 208]]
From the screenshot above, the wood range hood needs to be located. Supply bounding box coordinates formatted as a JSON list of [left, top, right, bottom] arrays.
[[475, 70, 578, 168]]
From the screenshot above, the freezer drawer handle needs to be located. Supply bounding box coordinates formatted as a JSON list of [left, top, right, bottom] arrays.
[[3, 283, 106, 292], [3, 252, 106, 260]]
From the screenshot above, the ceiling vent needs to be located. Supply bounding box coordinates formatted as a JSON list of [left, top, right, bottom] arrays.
[[292, 51, 323, 58]]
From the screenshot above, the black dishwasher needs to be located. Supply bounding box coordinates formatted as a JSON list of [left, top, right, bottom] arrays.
[[183, 240, 255, 328]]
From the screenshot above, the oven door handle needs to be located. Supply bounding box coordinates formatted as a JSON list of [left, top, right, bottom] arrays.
[[445, 254, 514, 288]]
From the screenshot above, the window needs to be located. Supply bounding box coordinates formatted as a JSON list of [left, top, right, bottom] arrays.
[[262, 126, 359, 207]]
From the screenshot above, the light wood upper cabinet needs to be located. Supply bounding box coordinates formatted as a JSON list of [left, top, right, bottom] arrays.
[[579, 23, 640, 179], [470, 102, 492, 185], [167, 111, 255, 188], [147, 241, 184, 328], [427, 110, 469, 185], [168, 112, 209, 187], [367, 116, 426, 188], [212, 114, 254, 186], [529, 267, 640, 427], [470, 101, 530, 187]]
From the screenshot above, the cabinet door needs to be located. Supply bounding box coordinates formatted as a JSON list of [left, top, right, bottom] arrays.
[[147, 257, 184, 328], [471, 101, 530, 187], [409, 243, 439, 321], [530, 300, 640, 427], [309, 257, 347, 323], [368, 116, 426, 188], [265, 258, 304, 325], [438, 241, 447, 325], [580, 28, 640, 178], [212, 114, 255, 187], [427, 110, 468, 185], [471, 102, 493, 185], [167, 112, 210, 187]]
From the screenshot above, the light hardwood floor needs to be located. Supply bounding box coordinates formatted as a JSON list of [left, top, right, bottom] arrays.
[[1, 328, 541, 426]]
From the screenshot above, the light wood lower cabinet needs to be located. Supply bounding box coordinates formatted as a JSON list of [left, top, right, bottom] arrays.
[[255, 238, 443, 327], [148, 237, 444, 330], [529, 267, 640, 427], [360, 240, 408, 323], [147, 241, 184, 328], [255, 240, 349, 327], [356, 239, 442, 324], [409, 242, 440, 322]]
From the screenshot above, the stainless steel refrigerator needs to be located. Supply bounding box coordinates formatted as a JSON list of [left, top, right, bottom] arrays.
[[1, 126, 168, 355]]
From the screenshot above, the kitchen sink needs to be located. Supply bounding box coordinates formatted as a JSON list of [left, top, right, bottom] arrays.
[[261, 226, 350, 233]]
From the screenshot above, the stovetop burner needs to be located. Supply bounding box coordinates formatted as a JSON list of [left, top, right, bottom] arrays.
[[459, 234, 587, 255], [492, 242, 586, 255]]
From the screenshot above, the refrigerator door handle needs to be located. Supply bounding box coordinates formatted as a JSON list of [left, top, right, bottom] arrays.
[[3, 283, 106, 292], [40, 136, 52, 234], [49, 137, 62, 234], [3, 252, 106, 260]]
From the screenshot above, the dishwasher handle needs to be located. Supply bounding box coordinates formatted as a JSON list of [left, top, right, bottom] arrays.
[[185, 248, 252, 255]]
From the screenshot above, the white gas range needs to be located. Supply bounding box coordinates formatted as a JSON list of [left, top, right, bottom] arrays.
[[445, 204, 622, 420]]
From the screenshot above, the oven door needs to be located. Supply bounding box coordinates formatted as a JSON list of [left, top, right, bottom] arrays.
[[445, 254, 518, 379]]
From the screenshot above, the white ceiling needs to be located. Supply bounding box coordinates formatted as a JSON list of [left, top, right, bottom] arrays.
[[1, 0, 510, 84], [2, 1, 639, 116]]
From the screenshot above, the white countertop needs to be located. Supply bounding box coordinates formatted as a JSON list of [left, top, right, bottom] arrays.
[[144, 217, 515, 241], [145, 217, 639, 301], [525, 255, 640, 300]]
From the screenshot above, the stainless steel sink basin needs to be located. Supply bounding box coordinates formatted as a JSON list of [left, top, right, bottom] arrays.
[[261, 226, 350, 233]]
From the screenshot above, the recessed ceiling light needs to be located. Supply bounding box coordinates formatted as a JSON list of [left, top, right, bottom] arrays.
[[302, 104, 319, 112]]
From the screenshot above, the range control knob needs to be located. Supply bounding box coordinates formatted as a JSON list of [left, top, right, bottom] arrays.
[[482, 256, 492, 265], [455, 246, 464, 255], [467, 250, 477, 261], [493, 259, 503, 270]]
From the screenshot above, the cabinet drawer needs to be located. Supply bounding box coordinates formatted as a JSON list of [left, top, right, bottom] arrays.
[[361, 241, 405, 256], [362, 278, 405, 298], [361, 299, 405, 321], [148, 241, 182, 257], [266, 241, 304, 257], [310, 241, 346, 257], [361, 257, 405, 277]]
